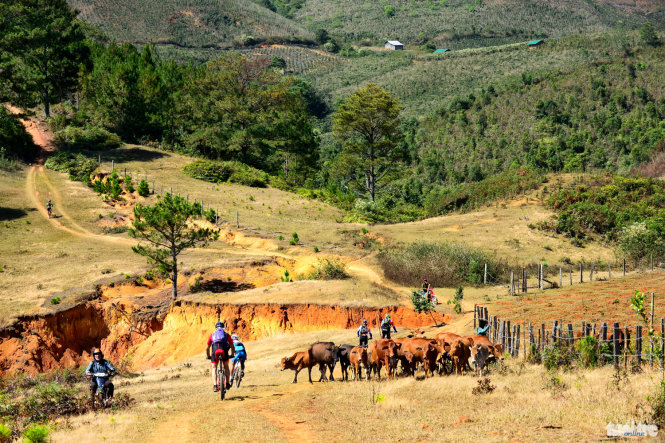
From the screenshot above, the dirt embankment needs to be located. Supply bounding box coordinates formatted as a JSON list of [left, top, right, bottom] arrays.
[[0, 298, 449, 375]]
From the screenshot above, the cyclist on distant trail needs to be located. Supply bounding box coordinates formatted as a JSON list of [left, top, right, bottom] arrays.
[[357, 320, 372, 347], [85, 349, 115, 399], [380, 314, 397, 339], [206, 321, 234, 392], [46, 199, 54, 218], [231, 334, 247, 378]]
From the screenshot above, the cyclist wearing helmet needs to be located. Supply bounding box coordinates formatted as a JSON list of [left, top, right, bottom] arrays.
[[357, 320, 372, 347], [46, 199, 54, 218], [85, 349, 115, 398], [231, 334, 247, 377], [380, 314, 397, 339], [206, 321, 234, 392]]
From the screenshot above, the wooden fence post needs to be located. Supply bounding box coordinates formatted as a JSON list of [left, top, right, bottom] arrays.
[[567, 323, 574, 347], [636, 325, 642, 366], [540, 323, 545, 348], [523, 268, 527, 293], [608, 263, 611, 279], [474, 305, 477, 329], [483, 307, 488, 321], [506, 321, 512, 354], [600, 323, 608, 363], [500, 321, 506, 351], [552, 320, 558, 343], [523, 325, 527, 358], [580, 263, 583, 283], [236, 210, 239, 228], [515, 324, 521, 358], [529, 323, 534, 347], [484, 263, 487, 285], [111, 160, 114, 171], [538, 264, 543, 290], [613, 322, 620, 369], [623, 258, 626, 276], [569, 269, 572, 286], [510, 272, 514, 295], [652, 253, 654, 271], [492, 316, 498, 342]]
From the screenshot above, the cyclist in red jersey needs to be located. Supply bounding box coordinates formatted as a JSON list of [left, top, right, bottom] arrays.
[[206, 321, 234, 392]]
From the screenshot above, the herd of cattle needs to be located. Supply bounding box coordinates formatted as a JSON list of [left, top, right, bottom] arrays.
[[280, 331, 504, 383]]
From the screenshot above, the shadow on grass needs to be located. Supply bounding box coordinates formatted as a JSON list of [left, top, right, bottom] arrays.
[[0, 207, 29, 221], [202, 279, 255, 293], [88, 147, 168, 164]]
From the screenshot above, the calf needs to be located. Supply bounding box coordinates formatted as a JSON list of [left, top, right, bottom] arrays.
[[335, 344, 355, 381], [349, 346, 369, 381], [280, 351, 311, 383], [469, 343, 491, 377]]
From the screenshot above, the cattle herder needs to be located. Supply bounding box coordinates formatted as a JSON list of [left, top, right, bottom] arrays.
[[380, 314, 398, 339], [356, 320, 372, 347]]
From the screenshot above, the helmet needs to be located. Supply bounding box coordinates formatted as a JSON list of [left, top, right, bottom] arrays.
[[386, 314, 391, 319], [92, 348, 103, 358], [362, 320, 368, 325], [215, 321, 224, 329], [231, 334, 239, 340]]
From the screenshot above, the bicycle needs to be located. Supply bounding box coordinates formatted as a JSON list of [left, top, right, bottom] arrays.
[[216, 361, 227, 400], [46, 206, 53, 219], [89, 372, 114, 409], [231, 359, 244, 388]]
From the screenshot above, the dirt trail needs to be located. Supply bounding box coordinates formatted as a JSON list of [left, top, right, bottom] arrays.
[[6, 105, 55, 162]]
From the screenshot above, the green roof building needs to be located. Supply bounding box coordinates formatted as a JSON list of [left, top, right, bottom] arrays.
[[527, 40, 544, 47], [433, 48, 449, 53]]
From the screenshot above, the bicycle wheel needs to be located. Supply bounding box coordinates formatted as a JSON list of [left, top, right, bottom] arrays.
[[219, 366, 226, 400], [234, 363, 242, 388]]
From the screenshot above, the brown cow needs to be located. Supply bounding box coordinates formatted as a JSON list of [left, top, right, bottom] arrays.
[[469, 343, 491, 376], [280, 351, 311, 383], [449, 339, 471, 375], [369, 339, 401, 380], [349, 346, 369, 381], [435, 332, 462, 348], [396, 337, 440, 377], [465, 335, 504, 362]]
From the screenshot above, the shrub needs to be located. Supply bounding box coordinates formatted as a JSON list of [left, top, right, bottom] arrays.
[[44, 151, 97, 183], [49, 297, 61, 305], [182, 160, 269, 187], [137, 179, 150, 197], [0, 423, 11, 441], [53, 126, 121, 150], [304, 258, 349, 280], [22, 424, 49, 443], [576, 336, 600, 368], [378, 241, 508, 287], [541, 342, 574, 371], [411, 290, 433, 313], [472, 378, 496, 395]]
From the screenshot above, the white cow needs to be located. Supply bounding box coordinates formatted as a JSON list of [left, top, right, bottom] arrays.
[[469, 343, 491, 376]]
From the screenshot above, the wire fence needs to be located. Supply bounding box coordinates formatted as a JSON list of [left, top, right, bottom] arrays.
[[474, 296, 665, 369]]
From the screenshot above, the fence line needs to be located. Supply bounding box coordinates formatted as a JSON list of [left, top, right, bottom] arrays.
[[474, 297, 665, 369]]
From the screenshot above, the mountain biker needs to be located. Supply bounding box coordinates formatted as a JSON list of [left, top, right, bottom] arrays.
[[380, 314, 397, 339], [206, 321, 234, 392], [85, 349, 115, 399], [231, 334, 247, 378], [46, 199, 54, 217], [357, 320, 372, 347]]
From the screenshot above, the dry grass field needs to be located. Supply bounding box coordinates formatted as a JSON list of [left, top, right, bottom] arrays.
[[49, 327, 662, 443]]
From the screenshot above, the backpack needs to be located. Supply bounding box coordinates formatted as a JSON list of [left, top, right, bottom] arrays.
[[359, 325, 369, 336], [381, 318, 391, 330], [212, 329, 229, 350]]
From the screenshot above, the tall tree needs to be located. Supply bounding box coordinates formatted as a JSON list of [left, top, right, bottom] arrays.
[[129, 194, 219, 300], [332, 83, 403, 202], [640, 21, 661, 47], [0, 0, 89, 117]]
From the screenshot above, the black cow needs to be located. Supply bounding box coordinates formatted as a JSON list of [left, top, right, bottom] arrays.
[[334, 344, 354, 381], [309, 342, 337, 382]]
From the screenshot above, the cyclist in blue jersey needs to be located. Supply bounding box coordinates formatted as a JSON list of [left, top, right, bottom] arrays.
[[231, 334, 247, 378]]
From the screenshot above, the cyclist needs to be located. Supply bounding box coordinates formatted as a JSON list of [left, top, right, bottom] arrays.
[[85, 349, 115, 399], [231, 334, 247, 379], [380, 314, 398, 339], [357, 320, 372, 347], [46, 199, 54, 218], [206, 321, 234, 392]]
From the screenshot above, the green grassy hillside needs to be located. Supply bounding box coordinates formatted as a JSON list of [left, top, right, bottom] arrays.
[[69, 0, 313, 47], [293, 0, 656, 48]]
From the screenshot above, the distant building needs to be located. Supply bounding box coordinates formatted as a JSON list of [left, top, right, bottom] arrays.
[[385, 40, 404, 50], [433, 48, 449, 54], [527, 40, 544, 48]]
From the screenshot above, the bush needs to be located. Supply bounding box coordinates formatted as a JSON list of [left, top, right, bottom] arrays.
[[378, 241, 509, 287], [53, 126, 122, 150], [137, 179, 150, 197], [182, 160, 270, 188], [411, 290, 433, 313], [541, 342, 574, 371], [471, 378, 496, 395], [0, 107, 38, 162], [303, 258, 349, 280], [22, 424, 49, 443], [576, 336, 600, 368], [44, 151, 97, 183], [49, 297, 61, 305], [0, 423, 10, 441]]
